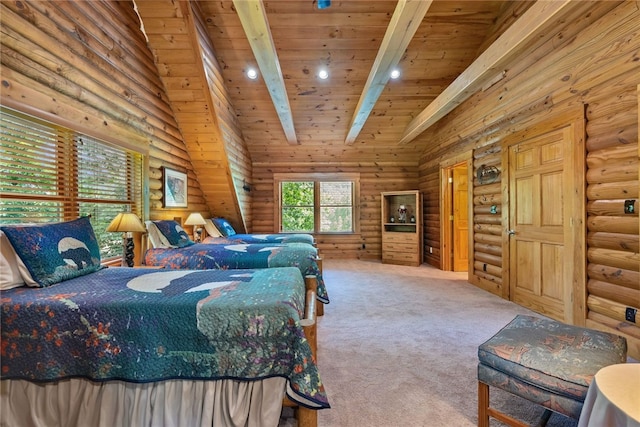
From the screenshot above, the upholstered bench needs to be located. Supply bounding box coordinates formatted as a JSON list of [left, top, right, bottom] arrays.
[[477, 315, 627, 427]]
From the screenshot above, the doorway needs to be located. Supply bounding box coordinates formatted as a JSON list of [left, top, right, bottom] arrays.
[[441, 160, 471, 272]]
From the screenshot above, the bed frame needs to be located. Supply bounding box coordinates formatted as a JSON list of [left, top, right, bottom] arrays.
[[285, 275, 319, 427]]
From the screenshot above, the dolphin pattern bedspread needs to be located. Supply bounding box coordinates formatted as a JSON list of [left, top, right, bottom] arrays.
[[143, 242, 329, 304], [203, 233, 315, 245], [0, 266, 329, 409]]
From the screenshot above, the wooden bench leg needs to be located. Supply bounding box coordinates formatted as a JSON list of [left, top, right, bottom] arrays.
[[478, 381, 490, 427], [478, 380, 529, 427]]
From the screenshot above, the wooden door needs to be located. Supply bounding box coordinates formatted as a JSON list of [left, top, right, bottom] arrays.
[[452, 164, 469, 271], [507, 126, 576, 322]]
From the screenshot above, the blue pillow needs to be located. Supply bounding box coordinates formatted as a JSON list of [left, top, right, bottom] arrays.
[[0, 217, 104, 287], [153, 220, 194, 248], [212, 217, 236, 236]]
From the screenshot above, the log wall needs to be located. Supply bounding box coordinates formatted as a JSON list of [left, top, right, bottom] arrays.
[[416, 1, 640, 358], [470, 144, 503, 295], [419, 165, 440, 267], [0, 0, 205, 226]]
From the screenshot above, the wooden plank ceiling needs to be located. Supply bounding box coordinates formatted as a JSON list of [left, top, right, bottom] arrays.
[[193, 0, 538, 165], [134, 0, 543, 218], [135, 0, 539, 159]]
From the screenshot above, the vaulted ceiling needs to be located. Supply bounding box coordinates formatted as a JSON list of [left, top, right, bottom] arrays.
[[135, 0, 548, 161], [194, 0, 536, 164], [134, 0, 574, 223]]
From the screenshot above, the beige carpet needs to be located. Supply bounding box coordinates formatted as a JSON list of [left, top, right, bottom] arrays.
[[281, 259, 580, 427]]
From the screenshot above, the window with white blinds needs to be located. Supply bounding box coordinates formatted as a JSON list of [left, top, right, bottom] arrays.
[[0, 107, 144, 260]]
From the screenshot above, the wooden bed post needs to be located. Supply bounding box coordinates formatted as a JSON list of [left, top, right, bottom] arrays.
[[302, 275, 318, 355], [296, 406, 318, 427], [282, 275, 319, 427], [315, 257, 324, 316]]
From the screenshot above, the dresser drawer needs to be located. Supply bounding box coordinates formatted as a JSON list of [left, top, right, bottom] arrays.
[[383, 242, 418, 252], [382, 232, 418, 244], [382, 251, 420, 266]]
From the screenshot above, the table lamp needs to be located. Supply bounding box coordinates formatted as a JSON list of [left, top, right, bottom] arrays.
[[184, 212, 207, 243], [106, 212, 146, 267]]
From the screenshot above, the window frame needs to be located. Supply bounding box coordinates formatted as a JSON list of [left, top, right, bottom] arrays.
[[274, 172, 360, 234], [0, 106, 147, 263]]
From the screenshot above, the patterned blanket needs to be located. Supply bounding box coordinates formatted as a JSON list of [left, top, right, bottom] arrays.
[[143, 242, 329, 303], [203, 233, 314, 245], [0, 267, 329, 409]]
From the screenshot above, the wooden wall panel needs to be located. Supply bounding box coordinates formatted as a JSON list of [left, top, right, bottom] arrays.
[[416, 2, 639, 357]]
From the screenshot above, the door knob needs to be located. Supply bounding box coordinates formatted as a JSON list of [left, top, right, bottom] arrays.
[[507, 229, 516, 236]]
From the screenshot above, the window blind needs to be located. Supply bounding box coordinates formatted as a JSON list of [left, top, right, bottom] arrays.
[[0, 107, 143, 259]]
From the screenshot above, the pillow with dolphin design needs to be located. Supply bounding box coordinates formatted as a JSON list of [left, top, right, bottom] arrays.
[[153, 220, 194, 248], [211, 217, 237, 237]]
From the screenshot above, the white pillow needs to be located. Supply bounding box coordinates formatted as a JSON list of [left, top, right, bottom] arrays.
[[145, 221, 173, 248], [0, 230, 37, 289], [204, 219, 223, 238]]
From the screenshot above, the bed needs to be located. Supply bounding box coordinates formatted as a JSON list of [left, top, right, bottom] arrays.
[[203, 233, 315, 245], [0, 266, 329, 427], [144, 220, 329, 305], [0, 217, 329, 427], [203, 218, 315, 246]]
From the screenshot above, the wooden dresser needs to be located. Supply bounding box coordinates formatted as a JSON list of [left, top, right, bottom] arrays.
[[381, 190, 422, 266]]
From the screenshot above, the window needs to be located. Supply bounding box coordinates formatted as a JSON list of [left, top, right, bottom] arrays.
[[0, 107, 144, 261], [276, 173, 359, 234]]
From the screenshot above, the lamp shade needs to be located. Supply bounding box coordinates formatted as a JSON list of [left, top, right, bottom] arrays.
[[106, 212, 146, 233], [184, 212, 207, 226]]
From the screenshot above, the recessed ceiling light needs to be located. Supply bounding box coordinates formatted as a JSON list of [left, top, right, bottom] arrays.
[[247, 68, 258, 80], [318, 69, 329, 80], [390, 69, 401, 79]]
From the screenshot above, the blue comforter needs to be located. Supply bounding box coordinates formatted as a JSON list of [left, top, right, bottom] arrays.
[[143, 242, 329, 303], [0, 267, 329, 409], [203, 233, 314, 245]]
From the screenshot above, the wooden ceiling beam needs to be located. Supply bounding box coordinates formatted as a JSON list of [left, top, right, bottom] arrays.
[[344, 0, 432, 145], [233, 0, 298, 145], [399, 0, 573, 145]]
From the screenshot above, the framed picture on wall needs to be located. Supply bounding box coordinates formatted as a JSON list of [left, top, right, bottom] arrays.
[[163, 167, 188, 208]]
